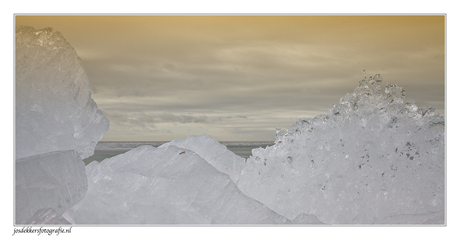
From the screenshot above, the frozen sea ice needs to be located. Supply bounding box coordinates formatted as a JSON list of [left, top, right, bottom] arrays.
[[65, 145, 290, 224], [15, 26, 109, 224], [237, 75, 444, 224]]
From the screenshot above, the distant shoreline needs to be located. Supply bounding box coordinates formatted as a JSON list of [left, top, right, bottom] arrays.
[[83, 141, 275, 165]]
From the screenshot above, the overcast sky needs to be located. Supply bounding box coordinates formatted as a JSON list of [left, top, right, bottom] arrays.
[[15, 15, 445, 141]]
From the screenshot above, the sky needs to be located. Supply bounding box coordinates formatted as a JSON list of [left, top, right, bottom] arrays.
[[15, 15, 445, 141]]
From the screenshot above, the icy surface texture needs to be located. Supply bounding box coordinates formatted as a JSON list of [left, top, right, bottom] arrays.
[[290, 213, 324, 224], [25, 208, 71, 225], [15, 150, 87, 224], [159, 134, 246, 183], [65, 145, 289, 224], [15, 26, 109, 224], [238, 75, 444, 224], [15, 26, 109, 159]]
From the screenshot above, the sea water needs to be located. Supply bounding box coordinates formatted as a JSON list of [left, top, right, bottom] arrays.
[[83, 141, 274, 165]]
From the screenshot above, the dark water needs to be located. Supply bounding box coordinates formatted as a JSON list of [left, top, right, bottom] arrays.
[[221, 142, 274, 158], [83, 149, 130, 165], [83, 141, 274, 165]]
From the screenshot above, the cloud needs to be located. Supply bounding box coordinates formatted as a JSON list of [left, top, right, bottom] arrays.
[[105, 111, 209, 126], [156, 113, 208, 124], [16, 15, 445, 141]]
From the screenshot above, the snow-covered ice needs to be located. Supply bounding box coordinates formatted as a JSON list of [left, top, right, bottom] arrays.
[[237, 75, 444, 224], [15, 26, 109, 224]]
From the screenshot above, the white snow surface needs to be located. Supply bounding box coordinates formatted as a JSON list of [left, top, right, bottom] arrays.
[[65, 145, 302, 224], [237, 76, 445, 224], [15, 26, 109, 159]]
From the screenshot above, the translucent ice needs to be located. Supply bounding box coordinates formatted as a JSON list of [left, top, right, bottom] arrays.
[[25, 208, 71, 225], [65, 145, 289, 224], [15, 26, 109, 224], [290, 213, 324, 224], [15, 26, 109, 159], [15, 151, 87, 224], [159, 134, 246, 183], [237, 76, 444, 224]]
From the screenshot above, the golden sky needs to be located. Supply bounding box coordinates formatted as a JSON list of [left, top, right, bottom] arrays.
[[15, 15, 445, 141]]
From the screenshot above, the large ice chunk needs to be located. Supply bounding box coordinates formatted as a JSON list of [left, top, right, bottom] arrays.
[[15, 26, 109, 159], [237, 76, 444, 224], [65, 145, 290, 224], [159, 134, 246, 183], [15, 150, 87, 224], [15, 26, 109, 224]]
